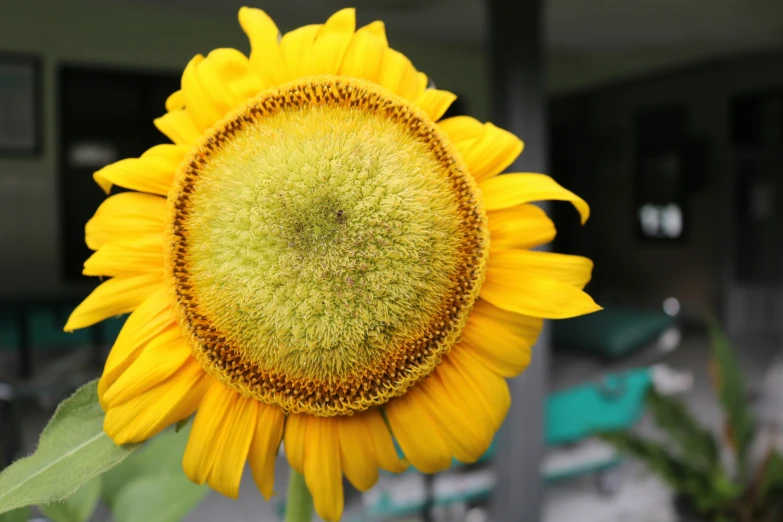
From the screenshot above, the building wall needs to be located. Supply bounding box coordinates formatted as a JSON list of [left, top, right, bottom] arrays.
[[0, 0, 489, 299], [4, 0, 783, 321], [552, 50, 783, 321]]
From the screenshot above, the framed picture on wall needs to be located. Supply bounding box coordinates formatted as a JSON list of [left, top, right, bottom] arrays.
[[0, 53, 42, 157]]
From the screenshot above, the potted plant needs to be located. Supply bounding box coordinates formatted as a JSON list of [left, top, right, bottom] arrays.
[[601, 320, 783, 522]]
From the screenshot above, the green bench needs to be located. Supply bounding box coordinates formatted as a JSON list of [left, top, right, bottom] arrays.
[[553, 307, 677, 359]]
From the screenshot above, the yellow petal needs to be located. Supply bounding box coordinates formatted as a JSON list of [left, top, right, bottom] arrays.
[[481, 268, 601, 319], [101, 326, 190, 407], [415, 89, 456, 122], [239, 7, 289, 86], [98, 288, 175, 400], [104, 359, 208, 444], [438, 115, 485, 145], [309, 8, 355, 75], [94, 144, 187, 195], [154, 108, 201, 145], [419, 357, 496, 463], [386, 386, 452, 473], [461, 299, 540, 378], [487, 204, 556, 249], [181, 54, 225, 131], [183, 382, 257, 499], [83, 234, 163, 278], [183, 382, 234, 485], [85, 192, 167, 250], [205, 396, 258, 500], [465, 124, 523, 183], [379, 49, 421, 101], [166, 90, 185, 111], [480, 173, 590, 224], [280, 24, 322, 79], [488, 249, 594, 289], [440, 117, 522, 183], [284, 413, 307, 474], [64, 272, 164, 332], [446, 347, 511, 430], [337, 412, 378, 491], [304, 416, 343, 522], [339, 21, 387, 82], [417, 71, 428, 93], [197, 48, 265, 114], [364, 409, 407, 473], [248, 403, 285, 501]]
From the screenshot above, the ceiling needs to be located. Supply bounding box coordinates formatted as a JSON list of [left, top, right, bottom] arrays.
[[116, 0, 783, 50], [114, 0, 783, 91]]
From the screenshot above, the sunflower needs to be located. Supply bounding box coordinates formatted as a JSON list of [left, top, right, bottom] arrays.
[[65, 6, 600, 521]]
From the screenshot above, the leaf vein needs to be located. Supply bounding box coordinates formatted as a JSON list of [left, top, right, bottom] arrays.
[[0, 431, 106, 504]]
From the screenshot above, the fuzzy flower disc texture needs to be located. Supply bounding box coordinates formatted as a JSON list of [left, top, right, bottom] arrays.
[[168, 76, 488, 415]]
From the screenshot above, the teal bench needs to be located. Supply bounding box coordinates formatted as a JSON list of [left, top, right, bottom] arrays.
[[0, 300, 126, 378], [553, 307, 676, 359]]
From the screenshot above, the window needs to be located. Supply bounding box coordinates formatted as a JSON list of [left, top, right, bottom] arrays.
[[635, 147, 686, 240], [58, 65, 179, 282], [633, 104, 704, 242]]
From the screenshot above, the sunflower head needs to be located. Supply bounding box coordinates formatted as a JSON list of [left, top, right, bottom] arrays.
[[168, 76, 489, 417], [67, 7, 599, 522]]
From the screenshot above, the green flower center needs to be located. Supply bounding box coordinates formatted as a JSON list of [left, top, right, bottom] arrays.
[[166, 76, 488, 415]]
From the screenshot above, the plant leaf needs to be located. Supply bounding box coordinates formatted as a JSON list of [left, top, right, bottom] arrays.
[[600, 430, 738, 513], [0, 380, 138, 515], [39, 476, 102, 522], [102, 425, 191, 507], [645, 388, 720, 473], [757, 452, 783, 508], [600, 431, 702, 492], [706, 318, 756, 479], [0, 507, 30, 522], [112, 474, 209, 522]]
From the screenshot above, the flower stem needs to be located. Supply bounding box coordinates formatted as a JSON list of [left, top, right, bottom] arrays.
[[285, 468, 313, 522]]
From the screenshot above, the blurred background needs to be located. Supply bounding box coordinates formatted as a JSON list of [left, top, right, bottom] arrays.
[[1, 0, 783, 521]]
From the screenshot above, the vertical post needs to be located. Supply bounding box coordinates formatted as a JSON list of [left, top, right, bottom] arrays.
[[486, 0, 549, 521]]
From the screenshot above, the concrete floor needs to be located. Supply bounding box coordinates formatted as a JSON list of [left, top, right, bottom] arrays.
[[4, 330, 782, 522]]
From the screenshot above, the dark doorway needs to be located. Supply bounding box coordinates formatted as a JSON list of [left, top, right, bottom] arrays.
[[724, 88, 783, 336], [58, 65, 179, 283]]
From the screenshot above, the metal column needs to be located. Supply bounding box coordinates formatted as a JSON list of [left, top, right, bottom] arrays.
[[487, 0, 549, 520]]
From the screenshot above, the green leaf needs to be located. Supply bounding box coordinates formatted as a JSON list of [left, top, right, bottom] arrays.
[[600, 431, 695, 491], [0, 380, 138, 515], [645, 388, 720, 473], [39, 476, 102, 522], [102, 424, 191, 507], [285, 469, 314, 522], [600, 430, 738, 512], [0, 506, 30, 522], [112, 474, 209, 522], [757, 452, 783, 506], [706, 318, 756, 479]]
